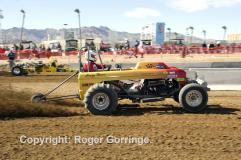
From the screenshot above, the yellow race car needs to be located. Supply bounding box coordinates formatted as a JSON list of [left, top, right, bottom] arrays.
[[32, 61, 209, 115]]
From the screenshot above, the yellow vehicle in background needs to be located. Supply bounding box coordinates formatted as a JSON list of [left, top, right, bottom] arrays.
[[11, 60, 75, 76]]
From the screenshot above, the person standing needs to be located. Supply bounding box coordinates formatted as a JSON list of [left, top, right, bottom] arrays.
[[7, 48, 16, 69], [124, 38, 130, 50], [134, 40, 140, 58], [138, 42, 145, 58]]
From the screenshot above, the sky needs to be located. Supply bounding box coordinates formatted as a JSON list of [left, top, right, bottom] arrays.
[[0, 0, 241, 40]]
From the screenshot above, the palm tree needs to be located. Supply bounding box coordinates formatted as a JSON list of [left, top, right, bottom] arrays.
[[167, 28, 171, 43], [202, 30, 206, 41], [222, 26, 227, 41], [189, 26, 194, 44]]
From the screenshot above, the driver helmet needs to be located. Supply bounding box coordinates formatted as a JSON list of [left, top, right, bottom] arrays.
[[85, 50, 97, 62]]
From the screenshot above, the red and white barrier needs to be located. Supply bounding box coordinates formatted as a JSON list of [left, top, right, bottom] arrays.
[[1, 45, 241, 61]]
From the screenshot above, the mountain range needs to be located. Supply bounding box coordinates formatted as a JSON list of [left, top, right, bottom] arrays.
[[0, 26, 208, 45], [1, 26, 140, 45]]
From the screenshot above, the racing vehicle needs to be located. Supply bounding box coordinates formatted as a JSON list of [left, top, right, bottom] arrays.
[[11, 60, 75, 76], [31, 61, 209, 115]]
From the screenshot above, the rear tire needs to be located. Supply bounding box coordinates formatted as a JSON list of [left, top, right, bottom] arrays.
[[11, 66, 23, 76], [84, 83, 118, 115], [179, 84, 208, 112]]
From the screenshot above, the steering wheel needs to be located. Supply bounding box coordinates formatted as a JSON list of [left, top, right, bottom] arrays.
[[115, 64, 122, 70], [106, 64, 112, 71]]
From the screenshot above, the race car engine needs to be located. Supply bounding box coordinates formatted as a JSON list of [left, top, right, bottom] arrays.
[[114, 79, 179, 97], [141, 79, 179, 96]]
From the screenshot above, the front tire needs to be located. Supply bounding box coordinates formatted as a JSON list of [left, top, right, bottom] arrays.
[[84, 83, 118, 115], [179, 84, 208, 112]]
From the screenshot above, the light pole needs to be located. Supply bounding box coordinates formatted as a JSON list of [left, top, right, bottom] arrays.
[[202, 30, 206, 42], [189, 26, 194, 44], [20, 9, 25, 45], [74, 9, 82, 71], [167, 28, 171, 44], [74, 9, 81, 48], [63, 23, 68, 39], [185, 27, 189, 44], [0, 10, 4, 45], [174, 32, 178, 39], [222, 26, 227, 41]]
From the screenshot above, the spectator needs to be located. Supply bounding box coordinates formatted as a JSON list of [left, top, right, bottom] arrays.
[[124, 39, 130, 49], [19, 44, 23, 50], [202, 42, 207, 48], [57, 43, 62, 51], [134, 40, 140, 58], [209, 43, 216, 53], [7, 48, 16, 69], [138, 42, 145, 58], [12, 44, 18, 50]]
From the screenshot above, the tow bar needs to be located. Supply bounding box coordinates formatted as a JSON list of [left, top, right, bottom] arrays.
[[31, 71, 80, 103]]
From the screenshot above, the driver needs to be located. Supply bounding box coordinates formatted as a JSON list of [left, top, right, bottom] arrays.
[[83, 49, 107, 72]]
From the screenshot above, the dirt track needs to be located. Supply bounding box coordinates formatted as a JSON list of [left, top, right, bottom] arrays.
[[0, 75, 241, 160]]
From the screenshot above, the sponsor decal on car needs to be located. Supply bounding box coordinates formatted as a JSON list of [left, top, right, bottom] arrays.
[[167, 71, 177, 78], [156, 64, 165, 69], [176, 78, 186, 81], [145, 64, 154, 68], [168, 71, 176, 75], [167, 74, 177, 78]]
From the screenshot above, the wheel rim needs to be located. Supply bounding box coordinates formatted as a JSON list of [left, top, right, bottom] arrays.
[[13, 68, 21, 74], [92, 93, 110, 110], [32, 95, 44, 103], [185, 90, 203, 107], [33, 97, 41, 103]]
